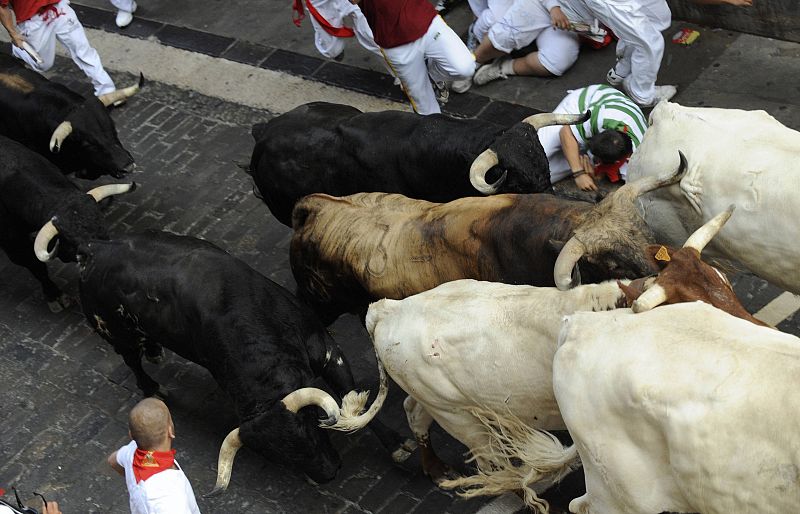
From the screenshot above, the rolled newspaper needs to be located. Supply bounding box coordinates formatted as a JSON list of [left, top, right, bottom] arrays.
[[21, 41, 44, 65]]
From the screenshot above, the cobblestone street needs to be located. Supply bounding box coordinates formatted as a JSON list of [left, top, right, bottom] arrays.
[[0, 4, 798, 511]]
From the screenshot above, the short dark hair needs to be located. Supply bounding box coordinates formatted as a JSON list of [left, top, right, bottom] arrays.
[[587, 130, 633, 164]]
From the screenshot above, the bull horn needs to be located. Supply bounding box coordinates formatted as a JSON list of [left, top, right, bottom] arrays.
[[469, 149, 506, 195], [624, 150, 687, 198], [682, 205, 735, 254], [631, 283, 668, 313], [205, 427, 243, 497], [553, 237, 587, 291], [34, 217, 60, 262], [283, 363, 388, 433], [98, 72, 145, 107], [49, 121, 73, 153], [86, 182, 137, 202], [521, 111, 590, 131]]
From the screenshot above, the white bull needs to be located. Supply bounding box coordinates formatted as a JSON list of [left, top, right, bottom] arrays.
[[627, 101, 800, 293], [553, 302, 800, 514], [365, 279, 628, 509]]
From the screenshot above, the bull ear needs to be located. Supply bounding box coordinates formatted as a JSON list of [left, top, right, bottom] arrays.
[[645, 244, 673, 271], [548, 239, 566, 253], [617, 280, 642, 306]]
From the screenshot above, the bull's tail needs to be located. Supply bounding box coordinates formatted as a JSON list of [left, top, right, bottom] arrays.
[[322, 344, 389, 432], [440, 408, 580, 514]]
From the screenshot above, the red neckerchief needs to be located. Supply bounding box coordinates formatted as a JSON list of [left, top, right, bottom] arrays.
[[594, 154, 630, 183], [132, 448, 177, 483], [292, 0, 355, 38]]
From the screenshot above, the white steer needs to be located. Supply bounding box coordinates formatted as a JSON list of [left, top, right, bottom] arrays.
[[554, 302, 800, 514], [365, 279, 629, 508], [627, 101, 800, 293]]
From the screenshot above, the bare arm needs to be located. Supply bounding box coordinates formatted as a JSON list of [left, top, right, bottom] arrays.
[[0, 4, 24, 48], [559, 125, 597, 192], [691, 0, 752, 6], [107, 450, 125, 476]]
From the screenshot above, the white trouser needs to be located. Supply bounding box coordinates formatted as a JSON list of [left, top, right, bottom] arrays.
[[307, 0, 381, 58], [12, 0, 115, 95], [613, 0, 670, 78], [487, 0, 579, 76], [560, 0, 667, 105], [380, 15, 475, 115], [110, 0, 136, 11], [469, 0, 513, 41], [538, 89, 582, 183]]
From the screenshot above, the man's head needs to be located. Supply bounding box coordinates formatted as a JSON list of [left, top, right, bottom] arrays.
[[128, 398, 175, 450], [587, 129, 633, 164]]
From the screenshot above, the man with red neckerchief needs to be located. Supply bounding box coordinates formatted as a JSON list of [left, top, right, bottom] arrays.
[[108, 398, 200, 514]]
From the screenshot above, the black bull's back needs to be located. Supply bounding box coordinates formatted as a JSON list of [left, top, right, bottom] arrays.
[[249, 102, 532, 226], [78, 231, 325, 380]]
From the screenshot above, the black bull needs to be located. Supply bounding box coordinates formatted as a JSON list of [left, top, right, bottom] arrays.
[[0, 53, 142, 179], [0, 135, 133, 312], [77, 231, 412, 491], [248, 101, 589, 226]]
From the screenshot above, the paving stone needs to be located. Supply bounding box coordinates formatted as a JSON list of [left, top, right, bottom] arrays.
[[155, 25, 234, 57], [262, 48, 325, 77]]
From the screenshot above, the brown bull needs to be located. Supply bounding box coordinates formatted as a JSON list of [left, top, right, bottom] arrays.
[[290, 153, 688, 324]]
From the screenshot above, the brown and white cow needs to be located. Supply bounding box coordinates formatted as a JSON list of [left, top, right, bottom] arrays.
[[289, 153, 688, 324]]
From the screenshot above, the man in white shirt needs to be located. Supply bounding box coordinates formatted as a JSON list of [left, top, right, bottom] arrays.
[[107, 398, 201, 514]]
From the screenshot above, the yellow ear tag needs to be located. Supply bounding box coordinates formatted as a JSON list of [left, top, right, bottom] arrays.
[[655, 246, 671, 262]]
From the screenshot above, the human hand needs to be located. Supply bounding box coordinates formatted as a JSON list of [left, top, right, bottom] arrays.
[[725, 0, 752, 5], [550, 7, 570, 30], [10, 32, 26, 49], [574, 173, 598, 191], [42, 501, 62, 514]]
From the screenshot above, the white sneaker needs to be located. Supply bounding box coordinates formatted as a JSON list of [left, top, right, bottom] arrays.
[[473, 59, 508, 86], [451, 76, 472, 94], [636, 85, 678, 107], [115, 1, 137, 28], [606, 67, 625, 86]]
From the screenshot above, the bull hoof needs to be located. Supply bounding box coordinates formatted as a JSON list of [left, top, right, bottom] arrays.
[[424, 460, 460, 487], [431, 467, 461, 488], [391, 439, 418, 463], [144, 346, 165, 364], [48, 294, 74, 313]]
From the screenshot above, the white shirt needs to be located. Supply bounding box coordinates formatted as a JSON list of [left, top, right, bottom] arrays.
[[116, 440, 201, 514]]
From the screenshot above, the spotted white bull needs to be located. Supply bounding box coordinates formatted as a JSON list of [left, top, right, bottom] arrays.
[[627, 101, 800, 293], [553, 303, 800, 514]]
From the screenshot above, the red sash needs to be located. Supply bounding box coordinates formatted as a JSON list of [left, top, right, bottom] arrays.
[[132, 448, 177, 483], [292, 0, 355, 38]]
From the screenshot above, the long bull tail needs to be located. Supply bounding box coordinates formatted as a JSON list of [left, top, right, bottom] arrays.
[[440, 408, 580, 514]]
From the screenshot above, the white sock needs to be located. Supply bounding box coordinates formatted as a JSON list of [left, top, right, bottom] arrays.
[[500, 58, 516, 76]]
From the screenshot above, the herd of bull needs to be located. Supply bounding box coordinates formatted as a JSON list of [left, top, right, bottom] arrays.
[[2, 50, 800, 513]]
